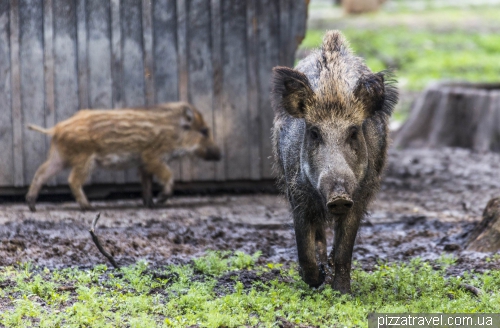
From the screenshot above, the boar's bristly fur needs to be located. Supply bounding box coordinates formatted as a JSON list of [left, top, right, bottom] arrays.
[[271, 30, 398, 293]]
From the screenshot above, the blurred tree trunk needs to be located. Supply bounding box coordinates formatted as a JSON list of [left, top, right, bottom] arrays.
[[466, 198, 500, 252], [394, 82, 500, 153]]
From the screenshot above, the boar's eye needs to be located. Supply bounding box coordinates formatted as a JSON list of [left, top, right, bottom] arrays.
[[200, 127, 209, 137], [309, 127, 321, 142], [349, 126, 359, 142]]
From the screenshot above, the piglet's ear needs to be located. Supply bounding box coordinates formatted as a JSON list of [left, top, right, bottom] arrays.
[[271, 66, 314, 118], [181, 104, 195, 130], [355, 72, 398, 117]]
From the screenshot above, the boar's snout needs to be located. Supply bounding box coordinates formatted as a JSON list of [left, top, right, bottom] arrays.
[[327, 196, 353, 215], [200, 145, 221, 161]]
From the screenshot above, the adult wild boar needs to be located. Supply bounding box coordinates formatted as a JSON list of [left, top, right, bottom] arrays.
[[271, 30, 397, 293], [26, 102, 221, 211]]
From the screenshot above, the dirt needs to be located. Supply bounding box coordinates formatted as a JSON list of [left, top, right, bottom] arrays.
[[1, 147, 500, 277]]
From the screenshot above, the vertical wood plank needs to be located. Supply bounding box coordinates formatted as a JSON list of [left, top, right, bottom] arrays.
[[53, 0, 79, 185], [289, 0, 308, 64], [0, 0, 13, 186], [279, 0, 291, 66], [246, 0, 261, 180], [121, 0, 145, 183], [257, 0, 280, 179], [187, 0, 215, 181], [42, 0, 58, 186], [19, 0, 46, 185], [86, 0, 117, 184], [9, 0, 23, 186], [153, 0, 181, 182], [210, 0, 225, 181], [221, 0, 249, 180], [76, 0, 88, 110], [176, 0, 191, 181], [142, 0, 154, 106], [110, 0, 122, 109], [153, 0, 178, 104]]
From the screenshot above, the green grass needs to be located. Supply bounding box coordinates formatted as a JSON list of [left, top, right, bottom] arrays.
[[301, 6, 500, 91], [1, 252, 499, 327], [301, 27, 500, 92]]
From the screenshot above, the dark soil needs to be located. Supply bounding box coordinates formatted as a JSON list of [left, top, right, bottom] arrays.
[[1, 147, 499, 277]]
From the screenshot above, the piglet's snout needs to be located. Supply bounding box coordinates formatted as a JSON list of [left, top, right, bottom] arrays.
[[327, 195, 353, 214]]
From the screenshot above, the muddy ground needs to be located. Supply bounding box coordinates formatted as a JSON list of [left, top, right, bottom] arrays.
[[1, 147, 500, 276]]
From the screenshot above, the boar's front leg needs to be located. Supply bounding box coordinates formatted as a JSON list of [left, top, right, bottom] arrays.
[[141, 154, 173, 204], [294, 215, 326, 288], [331, 207, 362, 294], [139, 167, 154, 208]]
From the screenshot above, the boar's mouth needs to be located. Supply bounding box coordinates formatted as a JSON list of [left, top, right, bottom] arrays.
[[326, 195, 353, 215], [197, 145, 221, 161]]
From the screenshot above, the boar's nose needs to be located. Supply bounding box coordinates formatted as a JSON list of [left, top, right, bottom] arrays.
[[327, 197, 353, 214], [204, 146, 221, 161]]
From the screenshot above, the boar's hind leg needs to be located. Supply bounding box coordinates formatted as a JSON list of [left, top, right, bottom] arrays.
[[139, 167, 154, 208], [141, 155, 173, 204], [68, 155, 94, 211], [294, 218, 325, 288], [26, 147, 65, 212], [331, 209, 362, 294]]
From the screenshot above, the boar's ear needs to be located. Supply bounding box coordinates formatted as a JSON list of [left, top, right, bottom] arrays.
[[355, 71, 398, 117], [272, 66, 314, 118], [181, 104, 195, 130]]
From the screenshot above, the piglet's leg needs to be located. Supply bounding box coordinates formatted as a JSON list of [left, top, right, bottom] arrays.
[[139, 166, 154, 208], [26, 147, 65, 212], [68, 155, 94, 211], [141, 155, 173, 204]]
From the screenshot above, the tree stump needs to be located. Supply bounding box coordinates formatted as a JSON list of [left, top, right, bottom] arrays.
[[394, 82, 500, 153], [342, 0, 386, 14], [466, 198, 500, 252]]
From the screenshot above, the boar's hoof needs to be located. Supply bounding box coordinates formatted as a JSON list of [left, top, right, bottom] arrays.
[[26, 196, 37, 212], [327, 198, 353, 215], [156, 192, 170, 204], [79, 203, 93, 212], [332, 277, 351, 294], [143, 198, 155, 208], [300, 264, 326, 288]]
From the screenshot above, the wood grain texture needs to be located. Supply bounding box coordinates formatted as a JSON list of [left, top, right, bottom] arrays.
[[153, 0, 181, 182], [142, 0, 154, 106], [256, 0, 280, 179], [76, 0, 88, 110], [221, 0, 249, 180], [1, 0, 309, 189], [9, 0, 23, 186], [176, 0, 191, 182], [53, 0, 79, 184], [246, 0, 261, 180], [121, 0, 145, 183], [187, 0, 215, 181], [210, 0, 225, 181], [0, 0, 13, 186], [19, 0, 46, 185], [86, 0, 117, 184]]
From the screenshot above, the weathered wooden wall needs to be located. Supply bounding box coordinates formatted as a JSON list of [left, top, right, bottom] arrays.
[[0, 0, 308, 189]]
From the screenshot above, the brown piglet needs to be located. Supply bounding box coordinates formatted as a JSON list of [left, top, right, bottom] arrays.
[[26, 102, 221, 211]]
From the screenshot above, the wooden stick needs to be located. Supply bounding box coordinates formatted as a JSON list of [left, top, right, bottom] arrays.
[[88, 213, 119, 269]]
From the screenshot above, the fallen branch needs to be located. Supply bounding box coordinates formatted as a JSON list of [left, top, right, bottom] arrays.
[[89, 213, 120, 269], [460, 283, 482, 297]]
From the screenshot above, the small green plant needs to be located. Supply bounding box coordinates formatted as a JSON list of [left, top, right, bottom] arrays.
[[1, 253, 499, 327]]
